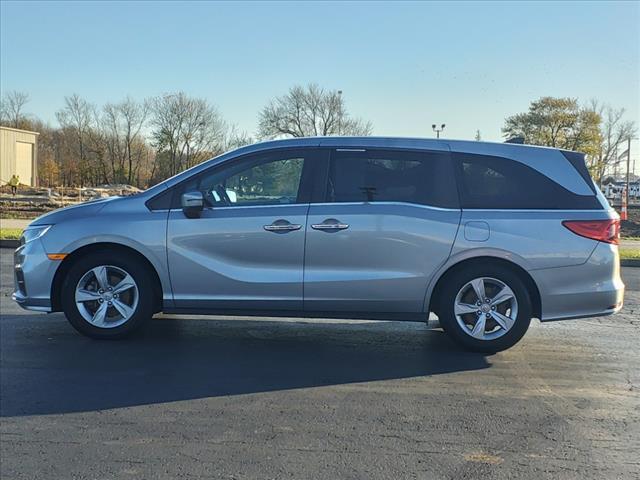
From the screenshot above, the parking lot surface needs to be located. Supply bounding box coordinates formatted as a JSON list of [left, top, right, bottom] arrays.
[[1, 248, 638, 479]]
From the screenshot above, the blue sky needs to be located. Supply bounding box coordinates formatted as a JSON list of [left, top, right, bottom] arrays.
[[1, 0, 638, 144]]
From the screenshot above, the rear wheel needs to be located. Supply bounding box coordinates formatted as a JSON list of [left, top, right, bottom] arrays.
[[61, 251, 155, 339], [438, 264, 532, 352]]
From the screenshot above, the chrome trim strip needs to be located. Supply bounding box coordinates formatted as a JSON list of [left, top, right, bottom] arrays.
[[309, 201, 460, 212], [169, 201, 460, 213], [168, 203, 310, 212], [460, 208, 607, 213]]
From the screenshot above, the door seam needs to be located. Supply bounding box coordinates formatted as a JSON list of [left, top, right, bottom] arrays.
[[302, 203, 311, 311]]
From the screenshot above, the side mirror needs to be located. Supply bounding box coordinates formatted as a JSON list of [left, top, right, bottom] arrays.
[[181, 191, 204, 218]]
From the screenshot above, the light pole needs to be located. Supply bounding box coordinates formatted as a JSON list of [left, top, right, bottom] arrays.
[[337, 90, 343, 135], [432, 123, 446, 139]]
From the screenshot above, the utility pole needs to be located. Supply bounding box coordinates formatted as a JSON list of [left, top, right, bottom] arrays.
[[432, 123, 445, 139], [625, 137, 631, 207]]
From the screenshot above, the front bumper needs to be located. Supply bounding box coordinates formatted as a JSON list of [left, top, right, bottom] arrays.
[[12, 238, 59, 313]]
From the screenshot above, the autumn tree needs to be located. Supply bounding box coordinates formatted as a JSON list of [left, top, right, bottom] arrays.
[[502, 97, 602, 156], [258, 84, 373, 139], [31, 120, 62, 187]]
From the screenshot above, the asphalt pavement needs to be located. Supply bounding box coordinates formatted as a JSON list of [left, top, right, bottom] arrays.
[[1, 248, 638, 479]]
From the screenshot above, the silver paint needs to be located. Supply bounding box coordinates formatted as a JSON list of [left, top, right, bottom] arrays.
[[13, 137, 624, 326]]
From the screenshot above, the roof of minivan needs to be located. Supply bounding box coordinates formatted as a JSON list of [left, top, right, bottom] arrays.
[[227, 135, 568, 154], [156, 136, 592, 196]]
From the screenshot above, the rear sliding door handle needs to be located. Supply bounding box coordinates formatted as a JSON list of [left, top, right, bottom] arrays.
[[311, 219, 349, 231]]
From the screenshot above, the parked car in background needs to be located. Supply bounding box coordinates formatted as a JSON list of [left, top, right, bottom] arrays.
[[13, 137, 624, 352], [601, 180, 640, 202]]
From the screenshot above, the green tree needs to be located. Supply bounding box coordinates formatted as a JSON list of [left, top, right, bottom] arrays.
[[502, 97, 602, 156]]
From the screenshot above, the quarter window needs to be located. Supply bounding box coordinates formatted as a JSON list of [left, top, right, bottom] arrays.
[[456, 153, 600, 209], [326, 150, 458, 208]]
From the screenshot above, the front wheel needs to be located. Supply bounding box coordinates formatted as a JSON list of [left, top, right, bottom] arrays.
[[438, 264, 532, 352], [61, 251, 155, 339]]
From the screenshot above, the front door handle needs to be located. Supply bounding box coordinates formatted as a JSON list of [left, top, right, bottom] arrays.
[[311, 219, 349, 231], [264, 220, 302, 232]]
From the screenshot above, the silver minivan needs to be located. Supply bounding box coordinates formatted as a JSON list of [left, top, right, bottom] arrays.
[[13, 137, 624, 352]]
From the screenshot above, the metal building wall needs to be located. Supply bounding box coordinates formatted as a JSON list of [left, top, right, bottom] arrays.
[[0, 126, 39, 186]]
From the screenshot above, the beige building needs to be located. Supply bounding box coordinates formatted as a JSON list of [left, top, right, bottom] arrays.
[[0, 126, 39, 187]]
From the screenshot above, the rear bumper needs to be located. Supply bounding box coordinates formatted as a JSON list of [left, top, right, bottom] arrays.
[[531, 242, 625, 322], [12, 239, 57, 313]]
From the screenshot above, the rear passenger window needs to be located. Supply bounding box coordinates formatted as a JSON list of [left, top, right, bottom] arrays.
[[456, 153, 600, 209], [327, 149, 458, 208]]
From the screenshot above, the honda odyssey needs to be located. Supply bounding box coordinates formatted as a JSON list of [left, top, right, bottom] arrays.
[[13, 137, 624, 352]]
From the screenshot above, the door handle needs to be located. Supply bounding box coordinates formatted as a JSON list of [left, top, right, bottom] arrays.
[[311, 219, 349, 231], [264, 221, 302, 232]]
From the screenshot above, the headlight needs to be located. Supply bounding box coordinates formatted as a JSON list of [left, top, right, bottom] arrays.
[[20, 225, 51, 246]]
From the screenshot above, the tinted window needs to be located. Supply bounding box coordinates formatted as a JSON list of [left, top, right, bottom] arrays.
[[173, 154, 307, 208], [199, 157, 304, 207], [327, 149, 458, 208], [456, 153, 600, 209], [146, 187, 173, 211]]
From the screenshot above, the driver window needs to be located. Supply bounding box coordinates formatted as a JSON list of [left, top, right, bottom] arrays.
[[198, 157, 304, 207]]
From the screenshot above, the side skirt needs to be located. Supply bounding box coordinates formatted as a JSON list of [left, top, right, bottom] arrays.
[[161, 308, 427, 322]]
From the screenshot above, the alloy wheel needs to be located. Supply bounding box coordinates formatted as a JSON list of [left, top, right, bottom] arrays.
[[453, 277, 518, 341], [74, 265, 139, 328]]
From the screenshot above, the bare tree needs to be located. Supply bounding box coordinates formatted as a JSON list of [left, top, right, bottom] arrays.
[[101, 97, 150, 184], [0, 91, 30, 128], [222, 125, 253, 151], [56, 94, 98, 186], [588, 101, 637, 184], [150, 92, 227, 178], [258, 84, 373, 139]]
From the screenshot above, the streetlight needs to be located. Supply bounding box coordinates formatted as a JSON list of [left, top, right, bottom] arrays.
[[432, 123, 446, 139], [337, 90, 343, 135]]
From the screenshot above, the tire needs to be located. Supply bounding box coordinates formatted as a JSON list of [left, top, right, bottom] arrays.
[[61, 250, 155, 339], [438, 263, 532, 353]]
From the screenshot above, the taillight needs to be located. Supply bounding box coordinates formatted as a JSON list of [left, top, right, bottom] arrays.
[[562, 219, 620, 245]]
